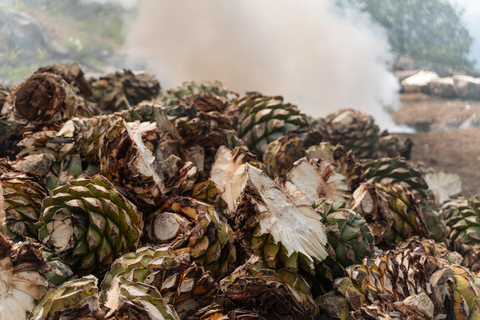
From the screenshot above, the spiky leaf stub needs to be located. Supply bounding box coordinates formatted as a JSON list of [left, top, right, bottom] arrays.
[[423, 204, 450, 243], [162, 81, 238, 106], [352, 182, 429, 246], [166, 92, 239, 131], [235, 92, 310, 155], [443, 196, 480, 246], [37, 175, 143, 275], [16, 130, 60, 160], [362, 157, 429, 199], [58, 114, 119, 164], [322, 245, 463, 320], [287, 158, 351, 204], [235, 164, 328, 272], [115, 101, 159, 122], [102, 247, 217, 319], [190, 179, 227, 211], [376, 183, 430, 245], [263, 133, 305, 179], [89, 70, 160, 112], [396, 237, 462, 266], [36, 245, 75, 286], [1, 170, 48, 240], [105, 277, 180, 320], [162, 92, 241, 174], [451, 239, 480, 273], [318, 109, 380, 159], [313, 200, 375, 281], [31, 275, 102, 320], [0, 234, 50, 320], [349, 293, 435, 320]]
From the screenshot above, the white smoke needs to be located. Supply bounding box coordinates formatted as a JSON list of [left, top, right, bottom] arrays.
[[124, 0, 405, 131], [450, 0, 480, 67]]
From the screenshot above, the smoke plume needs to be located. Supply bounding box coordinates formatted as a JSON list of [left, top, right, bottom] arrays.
[[450, 0, 480, 67], [125, 0, 404, 131]]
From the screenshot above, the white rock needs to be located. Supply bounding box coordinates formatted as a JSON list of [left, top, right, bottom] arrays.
[[428, 77, 456, 98], [401, 71, 438, 93]]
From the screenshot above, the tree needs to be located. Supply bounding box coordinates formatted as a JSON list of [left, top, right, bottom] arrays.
[[338, 0, 474, 68]]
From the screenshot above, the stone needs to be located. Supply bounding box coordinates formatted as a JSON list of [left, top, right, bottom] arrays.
[[453, 75, 480, 100], [401, 71, 438, 93], [428, 77, 456, 98]]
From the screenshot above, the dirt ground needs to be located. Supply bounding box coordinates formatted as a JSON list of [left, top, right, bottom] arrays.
[[391, 93, 480, 196]]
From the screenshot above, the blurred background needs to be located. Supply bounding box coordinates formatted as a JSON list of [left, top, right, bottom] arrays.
[[0, 0, 479, 192]]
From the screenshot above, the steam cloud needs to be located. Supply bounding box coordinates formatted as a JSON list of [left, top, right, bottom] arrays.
[[450, 0, 480, 67], [124, 0, 404, 131]]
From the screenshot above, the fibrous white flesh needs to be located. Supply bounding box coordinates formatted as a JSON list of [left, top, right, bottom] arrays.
[[0, 256, 48, 320], [105, 276, 122, 316], [126, 121, 163, 187], [424, 171, 462, 205], [332, 110, 356, 126], [211, 146, 248, 214], [46, 217, 75, 254], [154, 212, 181, 241], [287, 158, 350, 203], [243, 164, 328, 264], [57, 119, 76, 137], [148, 212, 192, 247]]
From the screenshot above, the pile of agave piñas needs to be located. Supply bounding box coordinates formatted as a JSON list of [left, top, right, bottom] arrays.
[[0, 61, 477, 320]]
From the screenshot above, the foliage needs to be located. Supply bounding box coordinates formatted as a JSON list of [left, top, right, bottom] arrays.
[[0, 46, 55, 84], [338, 0, 474, 68], [0, 0, 127, 83]]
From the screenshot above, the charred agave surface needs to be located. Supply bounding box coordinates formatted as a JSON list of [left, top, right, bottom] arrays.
[[217, 276, 313, 320], [3, 72, 93, 123], [35, 62, 93, 99], [89, 69, 160, 112]]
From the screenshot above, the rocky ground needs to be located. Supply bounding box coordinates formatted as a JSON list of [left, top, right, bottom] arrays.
[[392, 93, 480, 196]]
